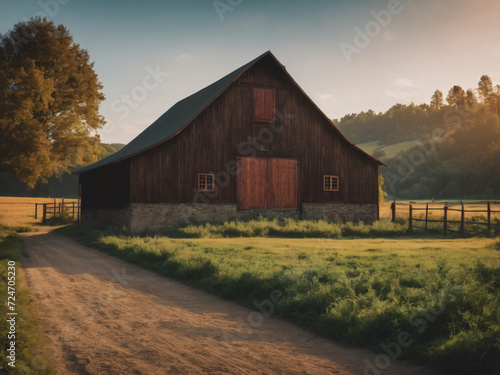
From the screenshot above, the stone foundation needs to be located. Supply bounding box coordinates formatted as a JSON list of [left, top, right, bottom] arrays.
[[83, 202, 378, 234], [81, 207, 131, 230], [128, 203, 301, 234]]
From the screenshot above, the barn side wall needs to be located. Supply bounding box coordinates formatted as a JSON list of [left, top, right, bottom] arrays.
[[83, 203, 377, 234], [128, 54, 380, 207]]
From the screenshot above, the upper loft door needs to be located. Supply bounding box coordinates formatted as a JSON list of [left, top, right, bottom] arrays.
[[237, 157, 298, 210]]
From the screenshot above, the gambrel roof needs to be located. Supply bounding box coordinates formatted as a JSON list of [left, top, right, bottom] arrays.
[[78, 51, 383, 173]]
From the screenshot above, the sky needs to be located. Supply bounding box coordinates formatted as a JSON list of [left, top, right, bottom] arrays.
[[1, 0, 499, 144]]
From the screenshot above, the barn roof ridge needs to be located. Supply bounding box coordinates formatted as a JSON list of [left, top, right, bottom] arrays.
[[78, 51, 383, 174]]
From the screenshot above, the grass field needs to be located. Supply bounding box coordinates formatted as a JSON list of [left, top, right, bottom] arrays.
[[60, 220, 500, 375], [0, 224, 58, 374], [0, 197, 78, 226]]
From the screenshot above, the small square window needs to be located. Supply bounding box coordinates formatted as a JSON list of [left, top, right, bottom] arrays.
[[323, 175, 339, 192], [198, 173, 215, 192]]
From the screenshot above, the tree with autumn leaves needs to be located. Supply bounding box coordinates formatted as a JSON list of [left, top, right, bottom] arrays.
[[0, 18, 105, 189]]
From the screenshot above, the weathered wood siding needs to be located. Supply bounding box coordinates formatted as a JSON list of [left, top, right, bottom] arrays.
[[129, 54, 378, 205]]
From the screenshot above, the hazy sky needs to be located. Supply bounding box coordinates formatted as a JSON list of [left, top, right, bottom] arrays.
[[1, 0, 499, 143]]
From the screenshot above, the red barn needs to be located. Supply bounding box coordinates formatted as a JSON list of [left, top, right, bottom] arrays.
[[78, 51, 383, 233]]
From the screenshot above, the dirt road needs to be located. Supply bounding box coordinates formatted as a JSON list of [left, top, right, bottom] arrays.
[[21, 228, 438, 374]]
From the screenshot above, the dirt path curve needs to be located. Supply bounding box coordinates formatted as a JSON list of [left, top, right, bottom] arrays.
[[21, 228, 438, 375]]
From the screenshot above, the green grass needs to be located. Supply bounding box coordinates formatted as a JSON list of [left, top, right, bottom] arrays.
[[41, 212, 76, 226], [165, 216, 497, 239], [377, 140, 422, 160], [356, 140, 418, 161], [58, 220, 500, 375], [356, 141, 382, 155], [0, 225, 58, 374], [166, 217, 410, 238]]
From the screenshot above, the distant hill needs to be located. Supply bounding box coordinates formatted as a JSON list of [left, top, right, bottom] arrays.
[[0, 143, 125, 198], [338, 78, 500, 200], [355, 140, 419, 162], [108, 143, 125, 152]]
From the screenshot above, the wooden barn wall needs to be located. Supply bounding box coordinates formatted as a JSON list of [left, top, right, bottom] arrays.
[[80, 160, 130, 208], [129, 55, 378, 205]]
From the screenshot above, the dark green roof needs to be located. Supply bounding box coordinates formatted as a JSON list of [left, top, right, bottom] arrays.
[[78, 51, 270, 173]]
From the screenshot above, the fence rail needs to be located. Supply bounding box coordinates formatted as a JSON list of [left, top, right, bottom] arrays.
[[0, 197, 80, 224], [391, 200, 500, 235], [36, 198, 80, 222]]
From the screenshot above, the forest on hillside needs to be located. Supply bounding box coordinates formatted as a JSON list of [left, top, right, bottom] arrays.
[[338, 75, 500, 200]]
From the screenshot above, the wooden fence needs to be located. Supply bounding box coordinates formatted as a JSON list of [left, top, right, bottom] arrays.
[[0, 197, 80, 224], [36, 198, 81, 222], [391, 201, 500, 234]]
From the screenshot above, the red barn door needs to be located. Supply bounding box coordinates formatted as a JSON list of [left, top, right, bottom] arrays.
[[237, 157, 298, 210]]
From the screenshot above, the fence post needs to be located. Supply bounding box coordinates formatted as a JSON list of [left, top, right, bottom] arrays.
[[391, 200, 396, 222], [409, 204, 413, 231], [487, 202, 491, 231], [443, 203, 448, 235], [62, 198, 65, 216], [34, 203, 38, 219], [42, 204, 47, 223], [460, 201, 465, 235], [425, 204, 429, 231], [72, 202, 75, 219]]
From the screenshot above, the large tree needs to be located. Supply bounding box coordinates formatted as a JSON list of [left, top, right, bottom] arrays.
[[0, 18, 105, 189]]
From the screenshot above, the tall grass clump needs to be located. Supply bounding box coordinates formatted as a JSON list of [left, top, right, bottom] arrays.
[[174, 217, 407, 239], [489, 239, 500, 251], [42, 211, 75, 226]]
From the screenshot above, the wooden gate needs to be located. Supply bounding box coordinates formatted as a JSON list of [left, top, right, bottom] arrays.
[[237, 157, 298, 210]]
